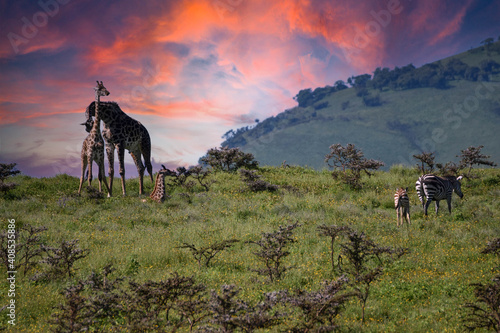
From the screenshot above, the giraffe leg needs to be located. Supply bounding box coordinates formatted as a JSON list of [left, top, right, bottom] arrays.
[[98, 161, 110, 197], [117, 144, 127, 196], [78, 155, 88, 195], [141, 134, 154, 183], [87, 156, 93, 188], [130, 149, 145, 195], [106, 144, 114, 197]]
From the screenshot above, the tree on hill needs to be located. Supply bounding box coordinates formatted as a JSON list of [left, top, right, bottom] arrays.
[[372, 67, 392, 90], [293, 88, 314, 107], [347, 74, 371, 88], [445, 58, 468, 79], [334, 80, 348, 90]]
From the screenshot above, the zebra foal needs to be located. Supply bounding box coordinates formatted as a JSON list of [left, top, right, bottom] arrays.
[[394, 187, 411, 226], [415, 174, 464, 216]]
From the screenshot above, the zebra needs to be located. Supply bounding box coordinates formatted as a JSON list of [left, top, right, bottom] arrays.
[[415, 174, 464, 216], [394, 187, 411, 226]]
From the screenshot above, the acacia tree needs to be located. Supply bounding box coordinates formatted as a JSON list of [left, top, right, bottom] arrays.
[[200, 147, 258, 172], [413, 151, 435, 174], [458, 145, 497, 177], [325, 143, 384, 189], [0, 163, 21, 193]]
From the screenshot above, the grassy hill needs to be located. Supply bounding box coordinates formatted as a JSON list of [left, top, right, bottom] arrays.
[[1, 167, 499, 331], [223, 42, 500, 170]]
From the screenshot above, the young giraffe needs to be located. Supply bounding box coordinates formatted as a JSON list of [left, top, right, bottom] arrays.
[[394, 187, 411, 226], [150, 165, 175, 203], [84, 99, 153, 196], [78, 81, 111, 196]]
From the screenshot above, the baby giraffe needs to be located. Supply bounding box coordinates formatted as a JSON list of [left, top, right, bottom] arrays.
[[78, 81, 111, 196], [150, 165, 175, 203]]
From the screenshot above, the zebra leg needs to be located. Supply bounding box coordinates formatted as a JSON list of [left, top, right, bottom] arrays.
[[407, 206, 411, 225], [396, 207, 401, 226], [435, 200, 440, 215], [447, 196, 452, 214], [424, 199, 432, 216]]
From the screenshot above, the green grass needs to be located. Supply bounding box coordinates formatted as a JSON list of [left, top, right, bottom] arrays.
[[1, 166, 499, 332]]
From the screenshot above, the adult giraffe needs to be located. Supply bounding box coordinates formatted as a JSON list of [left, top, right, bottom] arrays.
[[78, 81, 111, 196], [84, 92, 153, 196]]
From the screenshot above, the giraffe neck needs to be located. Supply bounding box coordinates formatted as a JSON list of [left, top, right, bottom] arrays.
[[91, 95, 101, 135], [151, 174, 166, 201]]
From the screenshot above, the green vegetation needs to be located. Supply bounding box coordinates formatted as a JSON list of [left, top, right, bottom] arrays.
[[223, 41, 500, 169], [1, 165, 499, 331]]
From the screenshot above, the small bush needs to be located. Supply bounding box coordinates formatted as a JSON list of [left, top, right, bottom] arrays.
[[239, 169, 279, 192], [246, 222, 301, 282], [32, 239, 89, 282], [177, 239, 240, 268]]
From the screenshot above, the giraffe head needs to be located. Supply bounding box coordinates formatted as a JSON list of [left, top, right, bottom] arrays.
[[159, 164, 176, 177], [80, 118, 94, 133], [95, 81, 110, 98]]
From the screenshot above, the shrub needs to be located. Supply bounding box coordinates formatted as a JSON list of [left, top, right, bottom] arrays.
[[177, 239, 240, 268], [239, 169, 279, 192], [317, 224, 352, 272], [202, 285, 282, 332], [32, 239, 89, 282], [458, 145, 497, 177], [246, 222, 301, 282], [0, 163, 21, 194], [463, 238, 500, 332], [284, 277, 354, 332], [0, 224, 47, 276], [200, 147, 258, 172], [339, 230, 408, 322], [325, 143, 384, 189]]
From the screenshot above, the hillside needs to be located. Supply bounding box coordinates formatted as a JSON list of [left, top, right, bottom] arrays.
[[222, 41, 500, 169], [1, 167, 499, 331]]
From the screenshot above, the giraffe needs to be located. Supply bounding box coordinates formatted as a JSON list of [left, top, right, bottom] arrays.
[[84, 98, 153, 196], [78, 81, 111, 196], [149, 164, 175, 203]]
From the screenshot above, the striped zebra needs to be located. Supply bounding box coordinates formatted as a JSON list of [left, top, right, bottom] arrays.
[[415, 174, 464, 216], [394, 187, 411, 226]]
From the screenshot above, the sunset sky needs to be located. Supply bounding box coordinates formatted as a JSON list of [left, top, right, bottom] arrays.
[[1, 0, 499, 177]]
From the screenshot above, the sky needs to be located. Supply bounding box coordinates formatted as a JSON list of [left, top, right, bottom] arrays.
[[1, 0, 499, 178]]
